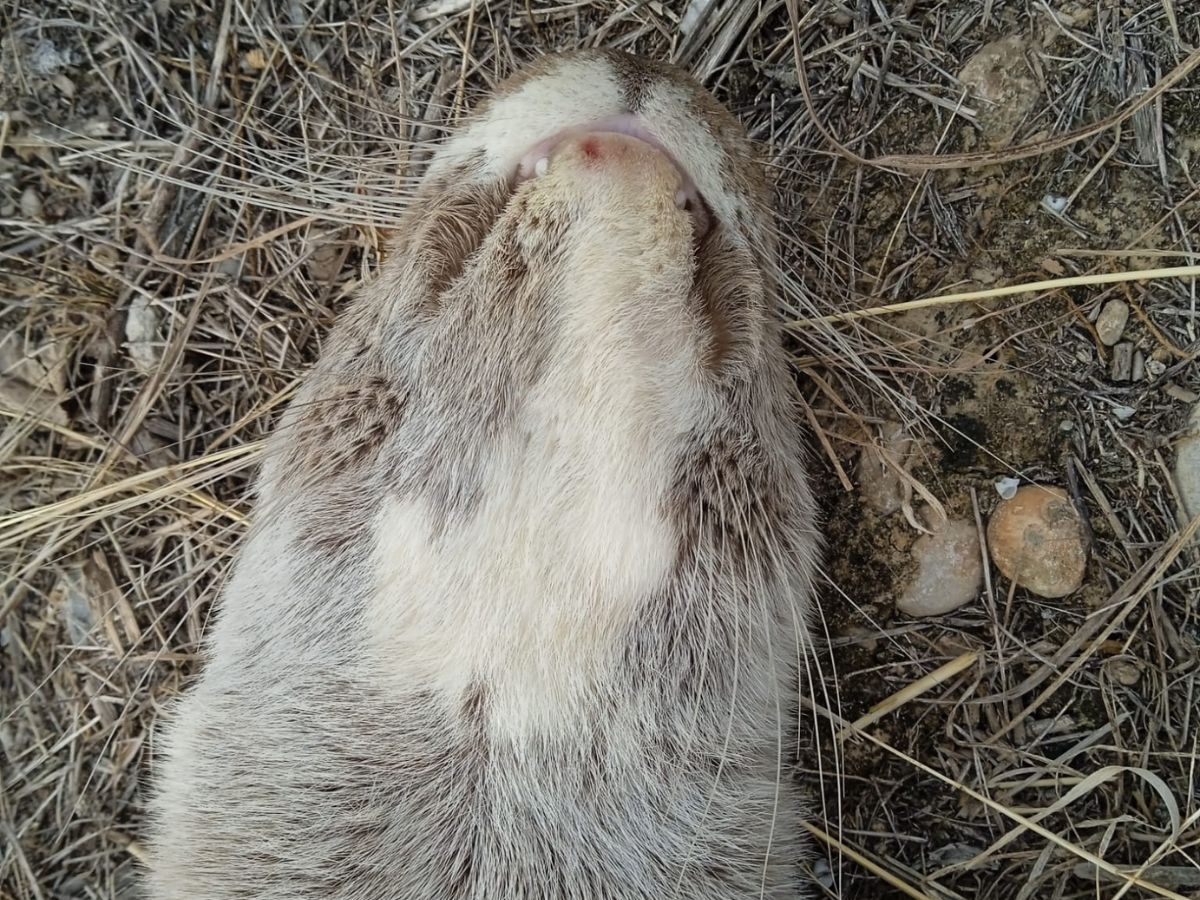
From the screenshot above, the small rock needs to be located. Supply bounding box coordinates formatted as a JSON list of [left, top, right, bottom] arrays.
[[959, 35, 1042, 146], [857, 421, 913, 516], [1164, 383, 1200, 404], [124, 297, 161, 375], [1095, 299, 1129, 346], [216, 257, 243, 281], [1111, 342, 1134, 382], [306, 239, 344, 283], [1042, 194, 1068, 214], [19, 187, 42, 220], [55, 573, 97, 645], [89, 243, 120, 271], [987, 485, 1089, 598], [52, 73, 76, 97], [1173, 403, 1200, 522], [897, 517, 983, 617], [1026, 715, 1076, 738], [1132, 350, 1146, 382], [969, 265, 999, 285], [1106, 659, 1141, 686], [812, 858, 834, 890], [930, 843, 988, 866]]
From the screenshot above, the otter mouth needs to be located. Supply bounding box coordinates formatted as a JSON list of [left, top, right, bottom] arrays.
[[512, 114, 712, 240]]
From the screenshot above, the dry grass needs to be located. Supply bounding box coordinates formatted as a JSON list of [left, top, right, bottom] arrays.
[[2, 1, 1198, 898]]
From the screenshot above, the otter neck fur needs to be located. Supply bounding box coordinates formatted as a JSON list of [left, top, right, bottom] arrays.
[[146, 48, 820, 900]]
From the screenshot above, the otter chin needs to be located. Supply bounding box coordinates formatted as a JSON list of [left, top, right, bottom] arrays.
[[145, 49, 820, 900]]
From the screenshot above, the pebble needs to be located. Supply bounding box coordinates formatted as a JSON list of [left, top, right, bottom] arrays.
[[20, 187, 42, 220], [987, 485, 1089, 598], [1106, 659, 1141, 687], [216, 258, 243, 281], [897, 517, 983, 617], [1111, 342, 1134, 382], [55, 574, 97, 645], [1164, 383, 1199, 404], [857, 421, 913, 516], [929, 843, 987, 866], [1026, 715, 1077, 738], [52, 73, 76, 98], [1042, 194, 1068, 214], [1173, 403, 1200, 522], [1095, 299, 1129, 346], [959, 35, 1041, 145], [812, 858, 834, 890]]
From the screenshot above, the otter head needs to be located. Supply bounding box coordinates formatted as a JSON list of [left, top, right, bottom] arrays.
[[368, 49, 778, 387], [268, 50, 807, 730]]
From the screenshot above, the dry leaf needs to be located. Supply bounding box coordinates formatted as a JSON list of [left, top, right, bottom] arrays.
[[0, 331, 69, 426]]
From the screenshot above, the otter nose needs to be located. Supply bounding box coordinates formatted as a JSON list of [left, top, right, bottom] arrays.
[[521, 131, 708, 234], [564, 131, 669, 169], [548, 132, 681, 192]]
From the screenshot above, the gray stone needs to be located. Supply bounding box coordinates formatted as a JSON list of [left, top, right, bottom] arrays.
[[1111, 342, 1134, 382], [959, 35, 1041, 146], [897, 518, 983, 617], [1174, 404, 1200, 523], [1095, 299, 1129, 346], [858, 421, 913, 516]]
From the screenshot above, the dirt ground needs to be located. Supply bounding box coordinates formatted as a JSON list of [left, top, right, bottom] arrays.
[[2, 1, 1198, 898]]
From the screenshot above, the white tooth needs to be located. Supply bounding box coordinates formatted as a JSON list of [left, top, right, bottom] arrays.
[[674, 190, 688, 209], [534, 157, 549, 177]]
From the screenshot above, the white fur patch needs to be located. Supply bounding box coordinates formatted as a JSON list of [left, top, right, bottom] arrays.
[[366, 333, 696, 737], [433, 57, 626, 178], [368, 442, 672, 736]]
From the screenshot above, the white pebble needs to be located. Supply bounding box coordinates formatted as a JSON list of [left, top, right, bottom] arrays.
[[534, 156, 549, 177], [1043, 194, 1068, 213]]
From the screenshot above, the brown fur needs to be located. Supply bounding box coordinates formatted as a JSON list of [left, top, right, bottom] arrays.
[[144, 50, 820, 900]]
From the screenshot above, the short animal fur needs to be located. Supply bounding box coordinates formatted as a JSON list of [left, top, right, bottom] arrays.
[[146, 49, 821, 899]]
